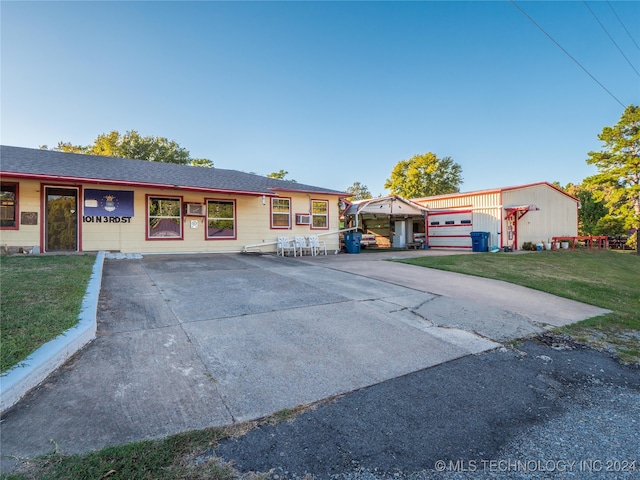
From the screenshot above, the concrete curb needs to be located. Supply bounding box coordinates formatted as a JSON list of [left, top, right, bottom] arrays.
[[0, 251, 105, 414]]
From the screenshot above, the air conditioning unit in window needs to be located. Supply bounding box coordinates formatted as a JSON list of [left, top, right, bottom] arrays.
[[295, 214, 311, 225], [185, 203, 206, 216]]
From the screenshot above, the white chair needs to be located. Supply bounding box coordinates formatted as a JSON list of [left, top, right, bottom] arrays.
[[294, 236, 312, 256], [308, 235, 327, 256], [277, 236, 296, 257]]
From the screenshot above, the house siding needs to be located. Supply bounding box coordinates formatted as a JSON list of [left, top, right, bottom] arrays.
[[0, 178, 342, 254]]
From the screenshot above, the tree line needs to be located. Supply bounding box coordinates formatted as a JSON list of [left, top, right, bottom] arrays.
[[46, 104, 639, 253], [566, 105, 638, 253], [42, 130, 213, 168]]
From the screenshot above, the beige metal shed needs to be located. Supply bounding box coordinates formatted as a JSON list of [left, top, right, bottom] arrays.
[[412, 182, 578, 251]]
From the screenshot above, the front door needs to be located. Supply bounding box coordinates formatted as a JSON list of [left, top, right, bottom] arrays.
[[45, 187, 78, 251]]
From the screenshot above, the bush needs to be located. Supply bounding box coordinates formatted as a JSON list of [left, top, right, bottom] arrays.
[[594, 215, 626, 236]]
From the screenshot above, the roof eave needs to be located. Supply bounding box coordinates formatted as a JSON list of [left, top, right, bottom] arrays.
[[269, 187, 348, 196], [0, 171, 277, 197], [414, 182, 579, 203]]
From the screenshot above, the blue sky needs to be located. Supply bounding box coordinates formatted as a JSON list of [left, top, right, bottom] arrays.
[[2, 1, 639, 196]]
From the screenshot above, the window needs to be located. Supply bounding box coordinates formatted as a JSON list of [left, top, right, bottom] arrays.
[[147, 196, 182, 238], [0, 183, 17, 229], [207, 199, 235, 239], [271, 198, 290, 228], [311, 200, 328, 229]]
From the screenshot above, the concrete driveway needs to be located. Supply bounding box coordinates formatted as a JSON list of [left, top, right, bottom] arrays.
[[0, 252, 608, 468]]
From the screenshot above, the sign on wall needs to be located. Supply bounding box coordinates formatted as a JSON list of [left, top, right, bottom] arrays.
[[21, 211, 38, 225], [83, 189, 134, 218]]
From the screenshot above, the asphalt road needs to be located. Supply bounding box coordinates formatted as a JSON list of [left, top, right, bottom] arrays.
[[214, 336, 640, 479]]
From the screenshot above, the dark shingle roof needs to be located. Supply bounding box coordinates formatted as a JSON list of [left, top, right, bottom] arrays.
[[0, 145, 346, 196]]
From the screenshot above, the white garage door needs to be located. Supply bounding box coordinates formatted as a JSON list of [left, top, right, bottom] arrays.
[[427, 209, 473, 249]]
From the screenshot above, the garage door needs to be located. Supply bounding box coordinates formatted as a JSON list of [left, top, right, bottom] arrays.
[[427, 209, 473, 249]]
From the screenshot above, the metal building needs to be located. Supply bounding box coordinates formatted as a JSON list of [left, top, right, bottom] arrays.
[[413, 182, 579, 251]]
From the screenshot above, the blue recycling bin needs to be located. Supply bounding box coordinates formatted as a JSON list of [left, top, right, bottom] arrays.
[[344, 232, 362, 254], [470, 231, 490, 252]]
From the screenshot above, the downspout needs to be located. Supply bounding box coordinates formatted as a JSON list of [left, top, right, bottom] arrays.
[[499, 190, 504, 249], [424, 209, 428, 248], [514, 212, 518, 250]]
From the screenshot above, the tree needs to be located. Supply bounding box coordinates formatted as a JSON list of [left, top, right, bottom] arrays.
[[384, 152, 462, 199], [54, 130, 213, 167], [345, 182, 372, 201], [593, 215, 626, 236], [585, 104, 640, 254], [267, 170, 296, 182], [561, 182, 609, 235], [189, 158, 215, 168]]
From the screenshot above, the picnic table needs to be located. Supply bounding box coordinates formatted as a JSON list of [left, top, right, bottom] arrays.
[[551, 236, 608, 250]]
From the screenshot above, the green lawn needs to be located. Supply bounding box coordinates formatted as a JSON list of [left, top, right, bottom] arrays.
[[396, 249, 640, 363], [0, 254, 96, 372]]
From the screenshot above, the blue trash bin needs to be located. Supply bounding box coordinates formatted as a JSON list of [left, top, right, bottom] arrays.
[[470, 232, 490, 252], [344, 232, 362, 254]]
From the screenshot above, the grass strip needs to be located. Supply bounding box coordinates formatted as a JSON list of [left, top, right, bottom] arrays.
[[0, 254, 96, 373], [3, 405, 315, 480], [3, 427, 233, 480]]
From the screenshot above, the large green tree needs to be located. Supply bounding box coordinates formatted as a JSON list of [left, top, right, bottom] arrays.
[[561, 182, 609, 235], [585, 104, 640, 254], [384, 152, 462, 198], [51, 130, 213, 167], [345, 182, 372, 201]]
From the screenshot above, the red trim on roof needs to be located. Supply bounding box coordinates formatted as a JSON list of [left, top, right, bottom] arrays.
[[269, 187, 347, 196], [500, 181, 579, 202], [0, 171, 278, 197], [413, 190, 500, 202], [413, 182, 579, 203]]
